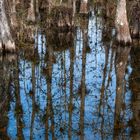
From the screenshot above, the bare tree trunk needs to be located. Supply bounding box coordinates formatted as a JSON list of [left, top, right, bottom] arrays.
[[115, 0, 132, 44], [27, 0, 36, 22], [72, 0, 76, 17], [45, 43, 55, 140], [10, 0, 18, 28], [80, 0, 88, 14], [0, 54, 16, 139], [0, 0, 15, 52], [35, 0, 39, 16]]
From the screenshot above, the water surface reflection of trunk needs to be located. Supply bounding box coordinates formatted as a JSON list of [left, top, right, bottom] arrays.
[[113, 46, 131, 139], [0, 55, 15, 139], [68, 45, 75, 140], [30, 61, 36, 140], [11, 0, 18, 28], [79, 18, 88, 139], [14, 55, 24, 139], [45, 44, 55, 140]]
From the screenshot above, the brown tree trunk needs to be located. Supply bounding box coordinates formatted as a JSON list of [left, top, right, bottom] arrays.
[[80, 0, 88, 14], [0, 0, 15, 52], [27, 0, 36, 22], [72, 0, 76, 17], [115, 0, 132, 44], [10, 0, 18, 28], [113, 46, 131, 139]]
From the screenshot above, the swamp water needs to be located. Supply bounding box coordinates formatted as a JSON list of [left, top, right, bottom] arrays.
[[0, 11, 140, 140]]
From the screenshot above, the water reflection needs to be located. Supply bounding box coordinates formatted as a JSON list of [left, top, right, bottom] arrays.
[[129, 44, 140, 140], [113, 46, 131, 140], [0, 54, 17, 140], [0, 10, 139, 140]]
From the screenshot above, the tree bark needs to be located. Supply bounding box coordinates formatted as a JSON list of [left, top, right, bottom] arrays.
[[115, 0, 132, 44], [27, 0, 36, 22], [80, 0, 88, 14], [0, 0, 15, 52], [10, 0, 18, 28]]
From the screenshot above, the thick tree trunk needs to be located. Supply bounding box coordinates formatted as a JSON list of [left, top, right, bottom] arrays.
[[0, 0, 15, 52], [115, 0, 132, 44]]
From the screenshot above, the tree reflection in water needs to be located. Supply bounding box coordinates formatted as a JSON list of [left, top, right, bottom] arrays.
[[0, 8, 139, 140]]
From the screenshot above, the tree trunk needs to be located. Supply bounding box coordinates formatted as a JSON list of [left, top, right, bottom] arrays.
[[11, 0, 18, 28], [80, 0, 88, 14], [0, 0, 15, 52], [27, 0, 36, 22], [115, 0, 132, 44], [72, 0, 76, 17]]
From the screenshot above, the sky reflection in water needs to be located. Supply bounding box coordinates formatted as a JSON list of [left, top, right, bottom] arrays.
[[0, 12, 136, 140]]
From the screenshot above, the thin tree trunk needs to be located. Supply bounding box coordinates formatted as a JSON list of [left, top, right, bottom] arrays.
[[11, 0, 18, 28], [115, 0, 132, 44], [27, 0, 36, 22], [80, 0, 88, 14]]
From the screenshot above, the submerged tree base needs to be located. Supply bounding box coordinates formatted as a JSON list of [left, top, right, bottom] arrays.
[[114, 39, 131, 47], [115, 30, 132, 45], [0, 41, 15, 53]]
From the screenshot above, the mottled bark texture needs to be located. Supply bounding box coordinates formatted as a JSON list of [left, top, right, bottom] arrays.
[[0, 0, 15, 52], [80, 0, 88, 14], [115, 0, 132, 44], [27, 0, 36, 22], [10, 0, 18, 28], [51, 6, 73, 30]]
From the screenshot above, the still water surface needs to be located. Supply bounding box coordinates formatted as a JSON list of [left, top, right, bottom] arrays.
[[0, 11, 140, 140]]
